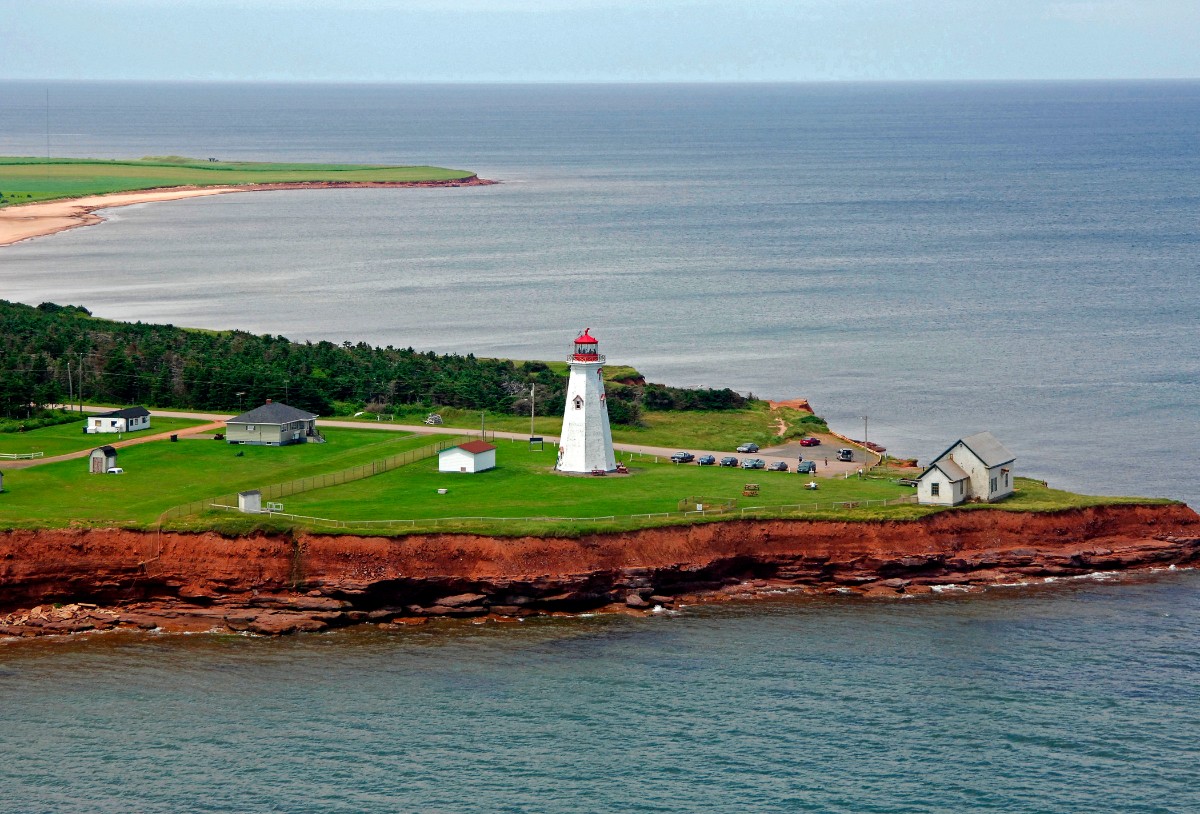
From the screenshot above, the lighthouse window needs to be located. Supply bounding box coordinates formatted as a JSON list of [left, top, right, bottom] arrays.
[[573, 396, 583, 410]]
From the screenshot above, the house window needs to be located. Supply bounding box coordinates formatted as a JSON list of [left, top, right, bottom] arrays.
[[1005, 472, 1010, 486], [247, 425, 255, 431], [930, 483, 940, 497], [573, 396, 583, 410], [990, 477, 997, 492]]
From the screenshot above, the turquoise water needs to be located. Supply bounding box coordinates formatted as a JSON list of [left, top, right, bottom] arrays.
[[2, 575, 1198, 813]]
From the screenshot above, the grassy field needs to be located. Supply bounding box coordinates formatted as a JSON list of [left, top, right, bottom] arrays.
[[0, 157, 477, 206], [0, 429, 447, 529], [0, 419, 1170, 534], [278, 438, 909, 525], [329, 402, 828, 452], [0, 417, 208, 458]]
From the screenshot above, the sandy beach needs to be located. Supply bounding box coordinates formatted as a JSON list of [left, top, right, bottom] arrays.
[[0, 177, 494, 248]]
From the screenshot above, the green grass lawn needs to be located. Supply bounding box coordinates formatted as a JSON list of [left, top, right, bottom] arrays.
[[278, 438, 909, 527], [0, 416, 207, 458], [0, 429, 450, 529], [0, 157, 477, 206]]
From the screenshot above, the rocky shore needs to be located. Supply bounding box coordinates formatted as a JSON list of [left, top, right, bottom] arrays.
[[2, 503, 1197, 638]]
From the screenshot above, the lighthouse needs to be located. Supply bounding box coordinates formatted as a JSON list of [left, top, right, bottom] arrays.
[[556, 328, 617, 473]]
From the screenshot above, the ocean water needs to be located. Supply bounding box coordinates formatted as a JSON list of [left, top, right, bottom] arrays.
[[1, 82, 1199, 811], [2, 574, 1199, 814], [0, 81, 1197, 503]]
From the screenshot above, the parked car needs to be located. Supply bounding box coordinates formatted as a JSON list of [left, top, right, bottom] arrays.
[[799, 437, 821, 447], [837, 448, 854, 462], [736, 443, 760, 453], [696, 454, 717, 466], [741, 457, 765, 470], [106, 467, 124, 475], [719, 456, 740, 467], [670, 451, 695, 463], [767, 461, 789, 472], [796, 461, 817, 474], [424, 413, 443, 425]]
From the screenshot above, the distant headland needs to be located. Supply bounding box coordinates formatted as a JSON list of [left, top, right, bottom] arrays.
[[0, 156, 495, 247]]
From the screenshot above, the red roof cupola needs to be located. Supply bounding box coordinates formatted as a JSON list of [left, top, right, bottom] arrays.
[[570, 328, 602, 362]]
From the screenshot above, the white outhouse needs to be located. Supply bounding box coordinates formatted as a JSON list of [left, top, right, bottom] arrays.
[[438, 441, 497, 473], [556, 329, 617, 474]]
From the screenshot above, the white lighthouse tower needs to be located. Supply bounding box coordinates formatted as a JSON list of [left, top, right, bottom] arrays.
[[556, 328, 617, 473]]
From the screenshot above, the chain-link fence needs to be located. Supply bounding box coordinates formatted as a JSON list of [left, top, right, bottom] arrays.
[[160, 436, 468, 523]]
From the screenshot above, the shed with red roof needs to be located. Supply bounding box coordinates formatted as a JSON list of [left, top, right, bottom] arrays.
[[438, 440, 497, 473]]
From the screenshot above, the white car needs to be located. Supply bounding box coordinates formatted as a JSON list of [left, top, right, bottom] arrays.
[[106, 467, 125, 474]]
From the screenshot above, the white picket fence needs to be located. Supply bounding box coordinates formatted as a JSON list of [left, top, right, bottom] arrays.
[[209, 494, 919, 531], [0, 451, 44, 460]]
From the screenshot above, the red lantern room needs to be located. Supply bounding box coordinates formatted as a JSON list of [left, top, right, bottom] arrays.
[[571, 328, 603, 362]]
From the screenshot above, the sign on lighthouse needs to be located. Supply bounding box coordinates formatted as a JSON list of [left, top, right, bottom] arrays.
[[556, 328, 617, 474]]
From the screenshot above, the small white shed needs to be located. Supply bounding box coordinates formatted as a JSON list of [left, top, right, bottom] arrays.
[[917, 431, 1016, 505], [89, 446, 118, 474], [238, 490, 262, 514], [438, 441, 497, 473]]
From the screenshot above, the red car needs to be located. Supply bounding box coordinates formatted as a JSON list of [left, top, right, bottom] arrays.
[[799, 437, 821, 447]]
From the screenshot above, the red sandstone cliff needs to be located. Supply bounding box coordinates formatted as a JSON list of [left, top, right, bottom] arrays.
[[2, 504, 1197, 637]]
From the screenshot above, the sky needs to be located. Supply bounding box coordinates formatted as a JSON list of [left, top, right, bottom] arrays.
[[2, 0, 1197, 82]]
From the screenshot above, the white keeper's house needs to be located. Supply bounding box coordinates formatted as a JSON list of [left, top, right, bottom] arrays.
[[86, 406, 151, 434], [916, 431, 1016, 506], [438, 440, 497, 473]]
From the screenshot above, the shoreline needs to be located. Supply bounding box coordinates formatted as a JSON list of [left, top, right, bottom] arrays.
[[0, 176, 496, 248], [2, 503, 1196, 638]]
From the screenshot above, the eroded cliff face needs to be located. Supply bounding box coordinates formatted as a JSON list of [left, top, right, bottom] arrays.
[[2, 504, 1197, 637]]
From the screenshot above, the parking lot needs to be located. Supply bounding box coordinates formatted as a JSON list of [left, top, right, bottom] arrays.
[[615, 431, 879, 478]]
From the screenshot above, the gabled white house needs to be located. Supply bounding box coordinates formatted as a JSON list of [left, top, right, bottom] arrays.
[[87, 406, 151, 434], [917, 431, 1016, 506], [438, 441, 497, 473]]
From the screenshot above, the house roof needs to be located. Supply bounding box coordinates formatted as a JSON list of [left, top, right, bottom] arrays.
[[919, 431, 1016, 481], [454, 441, 497, 455], [922, 457, 969, 483], [227, 401, 317, 425], [92, 446, 117, 456], [959, 431, 1016, 468], [95, 406, 150, 419]]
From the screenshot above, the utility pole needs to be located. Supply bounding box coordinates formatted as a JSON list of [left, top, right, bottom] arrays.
[[861, 415, 869, 446], [529, 383, 536, 439], [67, 360, 73, 409], [481, 410, 486, 439], [78, 353, 84, 412]]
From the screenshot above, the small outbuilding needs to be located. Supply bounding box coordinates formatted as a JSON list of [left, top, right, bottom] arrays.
[[225, 400, 320, 446], [87, 406, 151, 434], [238, 490, 262, 514], [438, 440, 497, 473], [89, 446, 118, 474], [917, 431, 1016, 506]]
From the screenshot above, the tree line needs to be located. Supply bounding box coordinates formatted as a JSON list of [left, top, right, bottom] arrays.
[[0, 301, 748, 423]]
